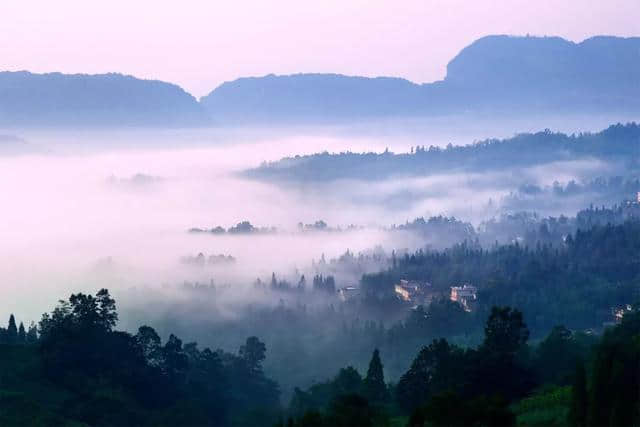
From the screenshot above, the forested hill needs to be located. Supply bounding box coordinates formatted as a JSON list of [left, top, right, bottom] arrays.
[[246, 123, 640, 181], [201, 35, 640, 123]]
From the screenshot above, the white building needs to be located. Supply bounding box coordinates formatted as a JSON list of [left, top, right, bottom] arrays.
[[338, 286, 360, 302], [394, 279, 433, 303], [450, 284, 477, 311]]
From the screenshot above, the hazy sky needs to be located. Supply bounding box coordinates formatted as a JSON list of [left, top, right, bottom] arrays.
[[1, 0, 638, 97]]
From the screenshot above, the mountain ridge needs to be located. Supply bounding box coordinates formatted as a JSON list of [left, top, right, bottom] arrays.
[[0, 70, 207, 127], [1, 35, 639, 127]]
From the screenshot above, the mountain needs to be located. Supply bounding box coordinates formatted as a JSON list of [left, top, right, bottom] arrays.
[[201, 35, 640, 123], [442, 35, 640, 112], [0, 71, 207, 127], [0, 134, 34, 154], [200, 73, 426, 123], [1, 35, 638, 127]]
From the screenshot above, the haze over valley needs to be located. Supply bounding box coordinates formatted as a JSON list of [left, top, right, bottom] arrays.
[[0, 3, 639, 425]]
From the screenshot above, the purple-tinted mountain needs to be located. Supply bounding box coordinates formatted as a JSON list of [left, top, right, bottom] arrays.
[[201, 35, 640, 123], [0, 71, 207, 127]]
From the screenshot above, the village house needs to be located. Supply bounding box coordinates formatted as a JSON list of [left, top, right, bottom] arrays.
[[394, 279, 434, 304], [613, 304, 634, 323], [338, 286, 360, 302], [450, 284, 478, 311]]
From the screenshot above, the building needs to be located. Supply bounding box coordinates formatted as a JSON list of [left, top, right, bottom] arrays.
[[613, 304, 633, 323], [394, 279, 433, 303], [450, 284, 477, 311], [338, 286, 360, 302]]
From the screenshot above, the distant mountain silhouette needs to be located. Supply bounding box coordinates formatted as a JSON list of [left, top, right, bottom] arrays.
[[0, 71, 207, 127], [200, 73, 425, 123], [0, 134, 33, 154], [201, 35, 640, 123], [1, 35, 638, 127]]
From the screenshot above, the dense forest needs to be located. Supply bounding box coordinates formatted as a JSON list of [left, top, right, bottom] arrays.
[[0, 291, 637, 426], [246, 123, 639, 181], [363, 219, 640, 334], [103, 214, 640, 418]]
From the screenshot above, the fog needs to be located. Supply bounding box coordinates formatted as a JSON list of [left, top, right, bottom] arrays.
[[0, 116, 625, 323]]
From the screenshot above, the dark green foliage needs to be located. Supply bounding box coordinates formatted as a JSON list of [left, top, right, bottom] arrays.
[[588, 310, 640, 427], [568, 362, 588, 427], [363, 220, 640, 336], [513, 386, 571, 427], [17, 322, 26, 343], [7, 314, 17, 344], [240, 336, 267, 372], [289, 366, 364, 418], [0, 289, 281, 426], [468, 307, 535, 401], [325, 394, 376, 427], [396, 339, 467, 413], [363, 349, 388, 405], [410, 392, 515, 427], [535, 326, 595, 386], [482, 306, 529, 356], [290, 394, 387, 427], [26, 322, 38, 343], [397, 306, 535, 424]]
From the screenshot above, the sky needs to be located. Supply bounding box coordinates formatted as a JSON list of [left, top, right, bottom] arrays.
[[1, 0, 639, 97]]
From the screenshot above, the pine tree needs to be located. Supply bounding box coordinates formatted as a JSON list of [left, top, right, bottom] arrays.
[[297, 274, 306, 291], [7, 314, 17, 344], [17, 322, 26, 343], [26, 322, 38, 343], [363, 349, 388, 404], [568, 361, 588, 427]]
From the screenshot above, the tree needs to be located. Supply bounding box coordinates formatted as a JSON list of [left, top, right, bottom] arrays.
[[483, 306, 529, 356], [135, 325, 163, 367], [239, 336, 266, 372], [95, 288, 118, 330], [7, 314, 17, 343], [535, 325, 590, 385], [589, 310, 639, 427], [471, 307, 535, 400], [326, 394, 375, 427], [163, 334, 188, 383], [415, 392, 514, 427], [41, 288, 118, 334], [297, 275, 306, 291], [331, 367, 363, 398], [17, 322, 26, 343], [363, 349, 387, 405], [568, 361, 588, 427], [396, 339, 466, 412], [26, 322, 38, 343]]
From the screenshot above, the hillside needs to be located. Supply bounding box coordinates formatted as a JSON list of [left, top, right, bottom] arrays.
[[246, 122, 640, 181]]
